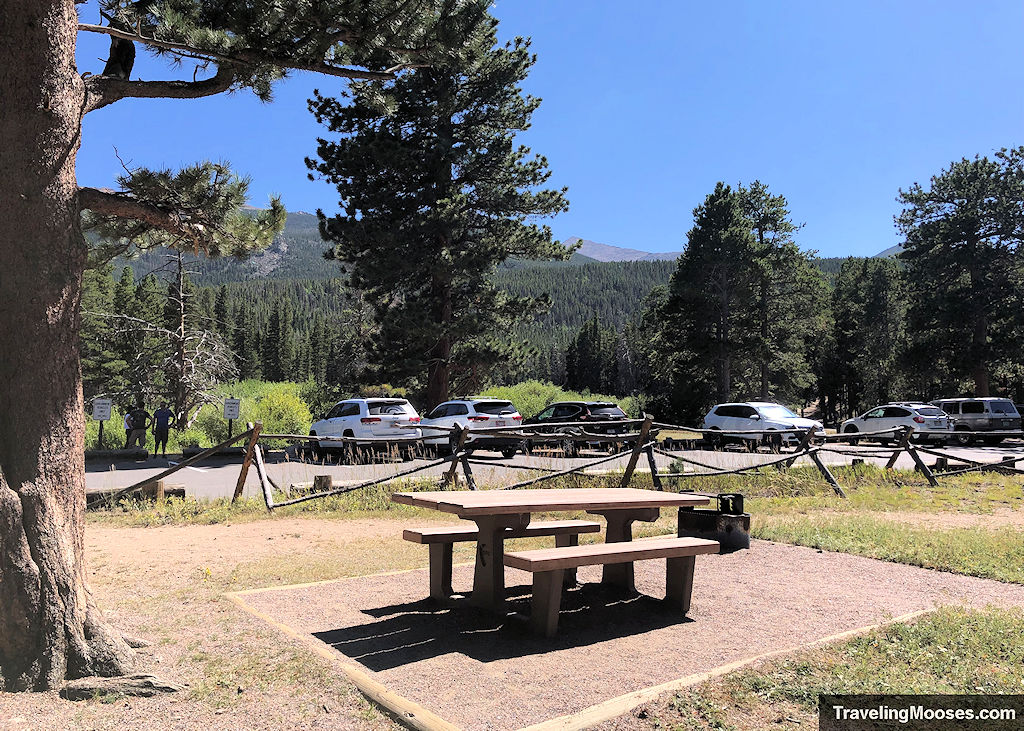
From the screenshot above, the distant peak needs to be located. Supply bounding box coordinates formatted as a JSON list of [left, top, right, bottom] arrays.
[[565, 236, 680, 262]]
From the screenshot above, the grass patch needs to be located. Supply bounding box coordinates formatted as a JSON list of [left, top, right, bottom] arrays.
[[755, 514, 1024, 584], [640, 606, 1024, 730]]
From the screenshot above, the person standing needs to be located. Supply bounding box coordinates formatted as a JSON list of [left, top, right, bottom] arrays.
[[123, 410, 133, 449], [152, 402, 175, 458], [127, 403, 152, 449]]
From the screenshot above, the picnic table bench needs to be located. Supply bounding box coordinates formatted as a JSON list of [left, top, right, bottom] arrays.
[[403, 519, 602, 599], [505, 536, 721, 636]]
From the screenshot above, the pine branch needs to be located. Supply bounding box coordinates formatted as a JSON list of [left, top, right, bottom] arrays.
[[79, 187, 194, 241], [78, 23, 399, 82], [83, 64, 236, 113]]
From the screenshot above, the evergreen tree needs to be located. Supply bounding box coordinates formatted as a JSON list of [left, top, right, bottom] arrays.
[[738, 181, 827, 403], [263, 299, 296, 381], [233, 304, 263, 380], [214, 284, 232, 339], [658, 183, 758, 412], [80, 262, 124, 400], [310, 13, 570, 408], [817, 258, 908, 420], [0, 0, 478, 690], [897, 148, 1024, 397]]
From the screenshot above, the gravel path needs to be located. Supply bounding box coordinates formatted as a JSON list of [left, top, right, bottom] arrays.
[[240, 539, 1024, 730]]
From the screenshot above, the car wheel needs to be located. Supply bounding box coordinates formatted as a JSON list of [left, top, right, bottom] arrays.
[[561, 437, 579, 458], [953, 428, 973, 447], [762, 431, 783, 453], [842, 425, 860, 446], [306, 432, 322, 459], [704, 428, 723, 451], [520, 439, 533, 455], [501, 447, 517, 459]]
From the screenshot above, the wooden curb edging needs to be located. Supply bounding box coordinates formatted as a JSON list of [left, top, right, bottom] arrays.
[[516, 607, 936, 731], [225, 589, 460, 731]]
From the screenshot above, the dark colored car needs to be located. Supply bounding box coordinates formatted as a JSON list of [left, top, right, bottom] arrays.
[[522, 401, 634, 456]]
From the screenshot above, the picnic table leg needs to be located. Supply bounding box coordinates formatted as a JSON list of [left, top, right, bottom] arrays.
[[469, 513, 530, 613], [556, 533, 579, 586], [428, 543, 454, 601], [531, 569, 565, 637], [588, 507, 660, 592], [665, 555, 695, 613]]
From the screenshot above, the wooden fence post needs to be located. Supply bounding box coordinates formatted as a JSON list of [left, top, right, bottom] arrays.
[[645, 443, 663, 490], [906, 442, 940, 487], [808, 448, 847, 498], [885, 427, 911, 470], [442, 425, 468, 488], [252, 443, 274, 511], [619, 416, 653, 488], [460, 455, 478, 491], [232, 421, 262, 503], [785, 427, 816, 468]]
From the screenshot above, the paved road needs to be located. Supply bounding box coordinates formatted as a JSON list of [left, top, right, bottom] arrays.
[[85, 439, 1024, 502]]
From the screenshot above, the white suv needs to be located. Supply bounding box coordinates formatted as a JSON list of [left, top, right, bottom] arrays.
[[702, 402, 824, 448], [420, 398, 523, 457], [841, 402, 951, 444], [309, 398, 422, 450]]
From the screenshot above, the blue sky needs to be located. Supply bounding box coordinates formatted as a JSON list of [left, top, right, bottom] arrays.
[[76, 1, 1024, 257]]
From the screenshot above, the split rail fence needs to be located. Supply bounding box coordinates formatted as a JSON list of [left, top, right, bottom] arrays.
[[99, 415, 1024, 511]]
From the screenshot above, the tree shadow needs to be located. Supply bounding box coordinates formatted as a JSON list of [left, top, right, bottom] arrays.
[[313, 582, 689, 672]]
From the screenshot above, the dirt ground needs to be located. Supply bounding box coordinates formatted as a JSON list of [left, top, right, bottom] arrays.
[[4, 516, 1024, 731], [1, 518, 419, 731]]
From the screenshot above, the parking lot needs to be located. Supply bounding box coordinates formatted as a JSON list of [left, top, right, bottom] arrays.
[[84, 439, 1024, 502]]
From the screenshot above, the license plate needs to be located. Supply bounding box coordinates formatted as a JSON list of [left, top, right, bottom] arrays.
[[1003, 420, 1012, 428], [496, 420, 506, 427]]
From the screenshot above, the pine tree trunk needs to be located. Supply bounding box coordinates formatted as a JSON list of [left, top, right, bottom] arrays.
[[0, 0, 134, 690], [425, 279, 453, 409], [972, 313, 990, 397]]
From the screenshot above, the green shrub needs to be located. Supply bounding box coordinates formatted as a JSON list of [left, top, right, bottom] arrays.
[[478, 380, 641, 419], [252, 389, 312, 439]]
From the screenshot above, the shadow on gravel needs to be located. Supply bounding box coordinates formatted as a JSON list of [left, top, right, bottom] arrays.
[[313, 583, 686, 671]]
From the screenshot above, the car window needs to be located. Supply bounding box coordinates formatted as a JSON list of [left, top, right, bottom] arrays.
[[758, 405, 798, 419], [536, 406, 555, 420], [552, 404, 579, 418], [589, 405, 626, 417], [916, 407, 945, 417], [426, 404, 449, 419], [338, 402, 361, 418], [367, 400, 408, 415], [990, 400, 1017, 414], [961, 401, 984, 414], [939, 401, 959, 414], [447, 403, 469, 416], [474, 401, 516, 415], [714, 405, 738, 418], [325, 403, 345, 419], [864, 408, 885, 419], [883, 407, 910, 418], [738, 406, 759, 418]]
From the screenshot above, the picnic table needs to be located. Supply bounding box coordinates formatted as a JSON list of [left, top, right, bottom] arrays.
[[391, 487, 711, 613]]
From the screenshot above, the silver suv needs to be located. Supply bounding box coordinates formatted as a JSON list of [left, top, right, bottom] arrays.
[[930, 398, 1021, 445]]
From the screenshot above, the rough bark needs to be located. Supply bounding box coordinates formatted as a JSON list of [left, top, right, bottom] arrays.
[[0, 0, 133, 690]]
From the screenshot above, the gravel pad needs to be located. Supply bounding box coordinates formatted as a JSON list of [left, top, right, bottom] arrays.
[[240, 540, 1024, 730]]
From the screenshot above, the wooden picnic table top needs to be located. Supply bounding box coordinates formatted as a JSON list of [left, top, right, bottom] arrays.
[[390, 487, 710, 517]]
